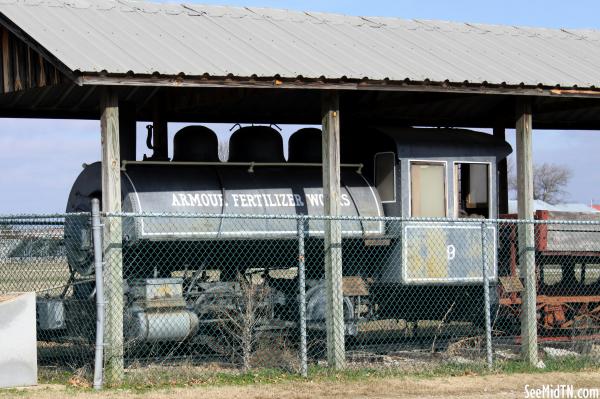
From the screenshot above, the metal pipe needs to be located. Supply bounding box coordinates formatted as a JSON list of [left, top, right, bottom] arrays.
[[91, 199, 105, 390], [481, 221, 493, 369], [297, 218, 308, 378]]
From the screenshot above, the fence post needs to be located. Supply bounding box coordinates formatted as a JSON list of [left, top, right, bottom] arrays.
[[481, 221, 493, 369], [91, 199, 105, 390], [297, 218, 308, 378]]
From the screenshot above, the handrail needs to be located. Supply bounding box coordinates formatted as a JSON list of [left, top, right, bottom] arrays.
[[121, 160, 363, 174]]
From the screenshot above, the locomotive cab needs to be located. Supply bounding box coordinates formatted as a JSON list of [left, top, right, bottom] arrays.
[[362, 128, 512, 284], [353, 127, 511, 220], [368, 127, 512, 322]]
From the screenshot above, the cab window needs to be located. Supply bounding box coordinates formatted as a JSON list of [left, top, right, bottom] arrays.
[[455, 162, 490, 218], [410, 161, 446, 217]]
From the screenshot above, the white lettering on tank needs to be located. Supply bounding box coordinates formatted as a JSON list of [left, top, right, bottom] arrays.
[[170, 192, 354, 208], [341, 193, 351, 206], [178, 193, 191, 206], [187, 194, 201, 206], [294, 194, 305, 207], [306, 193, 320, 207], [200, 194, 210, 206]]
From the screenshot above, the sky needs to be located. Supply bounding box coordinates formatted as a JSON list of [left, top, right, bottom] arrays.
[[1, 0, 600, 213]]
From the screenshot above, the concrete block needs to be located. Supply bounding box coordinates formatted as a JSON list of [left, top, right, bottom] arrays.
[[0, 292, 37, 388]]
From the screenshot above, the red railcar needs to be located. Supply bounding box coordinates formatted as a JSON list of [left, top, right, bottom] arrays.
[[498, 210, 600, 341]]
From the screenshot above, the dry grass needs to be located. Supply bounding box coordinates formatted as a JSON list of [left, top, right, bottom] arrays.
[[2, 371, 600, 399]]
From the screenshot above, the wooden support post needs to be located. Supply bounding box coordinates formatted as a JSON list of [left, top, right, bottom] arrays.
[[494, 125, 509, 215], [152, 93, 168, 160], [119, 101, 136, 161], [516, 98, 538, 366], [321, 91, 345, 369], [101, 88, 124, 384]]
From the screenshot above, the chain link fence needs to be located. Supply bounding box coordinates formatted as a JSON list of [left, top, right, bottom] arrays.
[[495, 215, 600, 365], [1, 212, 599, 385], [0, 214, 95, 369]]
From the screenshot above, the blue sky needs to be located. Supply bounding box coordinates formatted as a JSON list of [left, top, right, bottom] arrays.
[[1, 0, 600, 213]]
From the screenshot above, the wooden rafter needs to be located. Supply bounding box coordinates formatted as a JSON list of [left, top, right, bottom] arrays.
[[0, 26, 69, 94]]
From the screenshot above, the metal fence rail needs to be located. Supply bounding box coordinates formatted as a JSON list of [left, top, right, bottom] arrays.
[[1, 212, 599, 386]]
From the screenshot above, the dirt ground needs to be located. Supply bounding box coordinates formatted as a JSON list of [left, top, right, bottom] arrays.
[[2, 371, 599, 399]]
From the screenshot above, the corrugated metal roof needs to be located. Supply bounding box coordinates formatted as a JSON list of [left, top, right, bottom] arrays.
[[1, 0, 600, 89]]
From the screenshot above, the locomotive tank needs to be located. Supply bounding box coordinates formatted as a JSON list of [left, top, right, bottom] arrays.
[[65, 162, 384, 276], [68, 163, 383, 235]]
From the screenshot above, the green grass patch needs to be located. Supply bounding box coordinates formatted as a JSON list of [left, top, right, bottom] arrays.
[[36, 355, 599, 394], [38, 368, 74, 385]]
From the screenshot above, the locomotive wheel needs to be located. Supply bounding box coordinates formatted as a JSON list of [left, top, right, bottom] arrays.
[[305, 282, 355, 334]]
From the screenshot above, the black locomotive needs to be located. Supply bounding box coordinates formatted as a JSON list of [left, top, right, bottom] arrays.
[[56, 125, 511, 345]]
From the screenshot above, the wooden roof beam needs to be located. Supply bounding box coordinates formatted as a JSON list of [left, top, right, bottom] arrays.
[[78, 74, 600, 99]]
